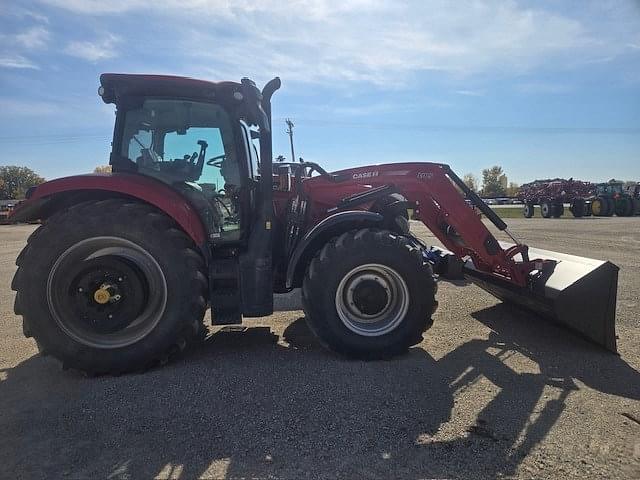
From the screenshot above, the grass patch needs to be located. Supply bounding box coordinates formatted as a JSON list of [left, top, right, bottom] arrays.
[[489, 206, 527, 218]]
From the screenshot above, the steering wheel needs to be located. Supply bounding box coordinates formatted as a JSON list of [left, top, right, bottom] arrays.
[[206, 154, 226, 167]]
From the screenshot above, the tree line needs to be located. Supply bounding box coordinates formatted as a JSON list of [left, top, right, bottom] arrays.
[[462, 166, 640, 198], [0, 165, 113, 200], [2, 163, 513, 200], [1, 164, 637, 201], [0, 166, 45, 200], [462, 166, 520, 197]]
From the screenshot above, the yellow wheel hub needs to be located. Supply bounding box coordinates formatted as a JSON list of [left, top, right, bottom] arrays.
[[93, 288, 111, 304], [592, 200, 602, 215]]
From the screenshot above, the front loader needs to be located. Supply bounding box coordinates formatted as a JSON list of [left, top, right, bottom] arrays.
[[10, 74, 620, 374]]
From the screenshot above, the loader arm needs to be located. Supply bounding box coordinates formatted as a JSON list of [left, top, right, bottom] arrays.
[[318, 162, 547, 287], [412, 165, 542, 287]]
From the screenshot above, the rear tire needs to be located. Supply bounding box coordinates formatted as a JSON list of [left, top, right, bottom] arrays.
[[523, 203, 534, 218], [615, 197, 633, 217], [551, 203, 564, 218], [605, 198, 615, 216], [632, 198, 640, 215], [11, 199, 207, 375], [302, 229, 436, 359], [540, 202, 552, 218], [570, 198, 585, 218]]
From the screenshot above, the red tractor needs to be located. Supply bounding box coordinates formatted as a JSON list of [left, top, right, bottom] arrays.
[[10, 74, 619, 374]]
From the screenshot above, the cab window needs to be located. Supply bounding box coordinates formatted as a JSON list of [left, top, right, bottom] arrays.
[[119, 98, 244, 240]]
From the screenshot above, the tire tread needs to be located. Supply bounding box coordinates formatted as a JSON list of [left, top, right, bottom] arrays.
[[11, 198, 208, 375]]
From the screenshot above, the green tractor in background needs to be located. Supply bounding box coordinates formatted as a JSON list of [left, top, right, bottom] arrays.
[[626, 183, 640, 215], [590, 182, 636, 217]]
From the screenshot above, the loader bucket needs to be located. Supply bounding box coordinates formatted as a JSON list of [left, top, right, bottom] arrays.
[[464, 244, 619, 352]]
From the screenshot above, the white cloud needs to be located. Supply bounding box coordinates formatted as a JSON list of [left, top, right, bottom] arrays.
[[0, 24, 50, 71], [455, 90, 484, 97], [40, 0, 145, 15], [40, 0, 385, 16], [24, 10, 50, 24], [64, 34, 119, 62], [0, 5, 50, 24], [515, 82, 572, 94], [0, 55, 39, 69], [14, 26, 50, 49], [0, 98, 58, 116], [40, 0, 640, 85], [309, 100, 418, 117]]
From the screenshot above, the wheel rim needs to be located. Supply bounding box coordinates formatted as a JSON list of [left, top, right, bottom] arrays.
[[335, 263, 410, 337], [592, 200, 602, 215], [541, 204, 549, 216], [47, 237, 167, 349]]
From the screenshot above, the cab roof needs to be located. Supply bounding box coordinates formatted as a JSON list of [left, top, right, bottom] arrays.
[[99, 73, 244, 105]]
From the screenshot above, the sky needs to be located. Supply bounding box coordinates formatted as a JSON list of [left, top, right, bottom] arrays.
[[0, 0, 639, 185]]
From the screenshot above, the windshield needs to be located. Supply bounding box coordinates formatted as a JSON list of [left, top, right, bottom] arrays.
[[119, 98, 239, 188], [598, 183, 623, 195]]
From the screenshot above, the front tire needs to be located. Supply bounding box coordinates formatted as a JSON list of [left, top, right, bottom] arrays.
[[302, 229, 436, 359], [523, 203, 534, 218], [12, 199, 207, 374], [551, 202, 564, 218], [615, 197, 633, 217]]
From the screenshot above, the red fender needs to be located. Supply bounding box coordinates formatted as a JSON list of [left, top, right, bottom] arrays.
[[10, 173, 207, 246]]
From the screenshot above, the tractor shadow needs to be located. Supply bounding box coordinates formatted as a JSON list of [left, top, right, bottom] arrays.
[[0, 307, 638, 479]]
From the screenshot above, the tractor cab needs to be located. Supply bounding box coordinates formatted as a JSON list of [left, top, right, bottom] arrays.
[[596, 182, 623, 197], [100, 74, 272, 245]]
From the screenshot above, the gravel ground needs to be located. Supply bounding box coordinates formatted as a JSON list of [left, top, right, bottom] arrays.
[[0, 218, 639, 479]]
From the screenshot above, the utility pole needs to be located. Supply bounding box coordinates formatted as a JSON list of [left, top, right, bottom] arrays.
[[285, 118, 296, 163]]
